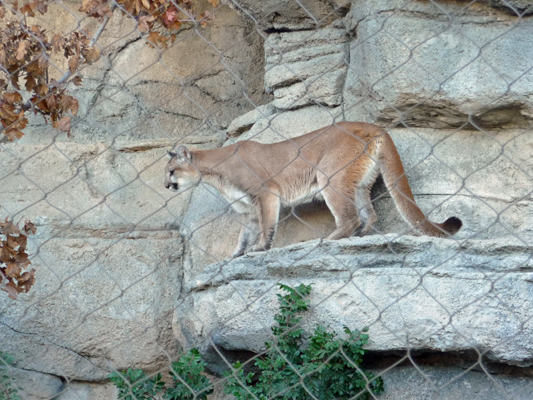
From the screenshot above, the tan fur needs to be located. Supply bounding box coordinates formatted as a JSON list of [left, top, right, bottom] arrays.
[[164, 122, 462, 257]]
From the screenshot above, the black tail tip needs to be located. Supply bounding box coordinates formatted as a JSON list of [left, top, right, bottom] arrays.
[[444, 216, 462, 235]]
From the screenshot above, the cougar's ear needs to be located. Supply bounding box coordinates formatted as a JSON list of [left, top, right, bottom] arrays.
[[177, 145, 192, 163], [167, 151, 177, 160]]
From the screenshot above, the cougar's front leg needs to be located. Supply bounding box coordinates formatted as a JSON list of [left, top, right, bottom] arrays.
[[248, 192, 280, 253], [232, 213, 259, 258]]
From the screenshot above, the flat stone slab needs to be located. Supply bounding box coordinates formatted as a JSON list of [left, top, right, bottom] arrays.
[[174, 235, 533, 369]]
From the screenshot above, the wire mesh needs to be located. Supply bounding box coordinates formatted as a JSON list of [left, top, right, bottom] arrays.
[[1, 0, 533, 399]]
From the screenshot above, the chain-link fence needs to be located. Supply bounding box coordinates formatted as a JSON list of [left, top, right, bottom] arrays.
[[1, 0, 533, 399]]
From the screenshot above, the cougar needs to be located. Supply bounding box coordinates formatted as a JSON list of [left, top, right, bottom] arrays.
[[165, 122, 462, 257]]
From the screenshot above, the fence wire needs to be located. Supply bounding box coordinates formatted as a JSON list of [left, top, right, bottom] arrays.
[[1, 0, 533, 399]]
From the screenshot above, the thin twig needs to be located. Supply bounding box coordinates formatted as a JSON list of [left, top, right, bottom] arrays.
[[58, 2, 118, 84]]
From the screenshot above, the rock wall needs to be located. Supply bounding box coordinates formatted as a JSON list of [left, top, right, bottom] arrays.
[[1, 0, 533, 399]]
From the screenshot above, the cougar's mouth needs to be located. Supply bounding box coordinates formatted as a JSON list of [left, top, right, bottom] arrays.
[[165, 182, 179, 191]]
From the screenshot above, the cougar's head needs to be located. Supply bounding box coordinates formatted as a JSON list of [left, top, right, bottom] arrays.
[[164, 146, 198, 192]]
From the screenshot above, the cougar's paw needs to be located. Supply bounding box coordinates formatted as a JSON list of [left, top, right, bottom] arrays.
[[231, 249, 245, 259], [246, 244, 268, 254]]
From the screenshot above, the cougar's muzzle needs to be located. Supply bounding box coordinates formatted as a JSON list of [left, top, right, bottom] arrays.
[[164, 181, 179, 191]]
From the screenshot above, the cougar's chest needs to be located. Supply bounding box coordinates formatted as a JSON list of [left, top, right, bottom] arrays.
[[221, 186, 255, 214]]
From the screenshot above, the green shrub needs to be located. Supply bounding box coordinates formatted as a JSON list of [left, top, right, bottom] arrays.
[[109, 368, 165, 400], [165, 348, 213, 400], [223, 284, 384, 400], [109, 284, 384, 400], [109, 348, 212, 400], [0, 352, 20, 400]]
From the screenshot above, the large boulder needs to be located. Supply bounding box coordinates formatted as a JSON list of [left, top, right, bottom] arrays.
[[264, 27, 350, 109], [174, 235, 533, 374], [343, 0, 533, 127], [0, 141, 186, 381]]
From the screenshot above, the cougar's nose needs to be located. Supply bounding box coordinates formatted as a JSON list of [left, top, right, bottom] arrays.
[[164, 182, 170, 189]]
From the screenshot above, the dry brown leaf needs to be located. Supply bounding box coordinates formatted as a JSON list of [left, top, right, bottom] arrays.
[[1, 221, 21, 235], [138, 15, 155, 32], [167, 20, 181, 31], [36, 99, 50, 112], [16, 41, 28, 60], [5, 262, 19, 278], [47, 95, 57, 110], [26, 75, 37, 91], [3, 92, 23, 104], [147, 31, 161, 47], [6, 235, 19, 250], [36, 84, 48, 97], [4, 128, 24, 141], [52, 34, 64, 54], [20, 270, 36, 292], [10, 74, 20, 90], [69, 98, 79, 116], [1, 246, 14, 263], [3, 283, 19, 300], [23, 221, 36, 235], [72, 76, 83, 86], [20, 3, 35, 16], [81, 46, 101, 63], [53, 116, 71, 132], [68, 56, 79, 73]]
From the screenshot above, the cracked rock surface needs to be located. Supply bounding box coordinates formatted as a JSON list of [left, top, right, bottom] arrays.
[[174, 235, 533, 372]]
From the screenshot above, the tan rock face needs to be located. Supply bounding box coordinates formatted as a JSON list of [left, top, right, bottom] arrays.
[[2, 0, 533, 398], [343, 0, 533, 128]]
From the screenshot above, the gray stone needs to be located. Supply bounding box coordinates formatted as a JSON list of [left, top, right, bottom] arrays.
[[480, 0, 533, 16], [0, 142, 191, 232], [343, 0, 533, 127], [4, 368, 62, 400], [55, 381, 117, 400], [264, 28, 349, 109], [378, 365, 533, 400], [226, 0, 350, 30], [237, 105, 343, 143], [272, 69, 346, 109], [175, 235, 533, 371], [1, 232, 182, 380], [0, 140, 188, 380], [226, 104, 277, 137]]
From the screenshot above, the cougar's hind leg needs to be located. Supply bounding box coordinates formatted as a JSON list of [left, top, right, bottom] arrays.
[[356, 186, 377, 236], [319, 175, 361, 240]]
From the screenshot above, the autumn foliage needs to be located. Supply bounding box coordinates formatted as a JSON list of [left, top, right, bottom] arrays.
[[0, 0, 218, 141], [0, 217, 36, 299]]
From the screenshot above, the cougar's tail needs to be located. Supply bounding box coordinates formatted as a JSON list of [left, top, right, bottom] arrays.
[[377, 132, 462, 238]]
